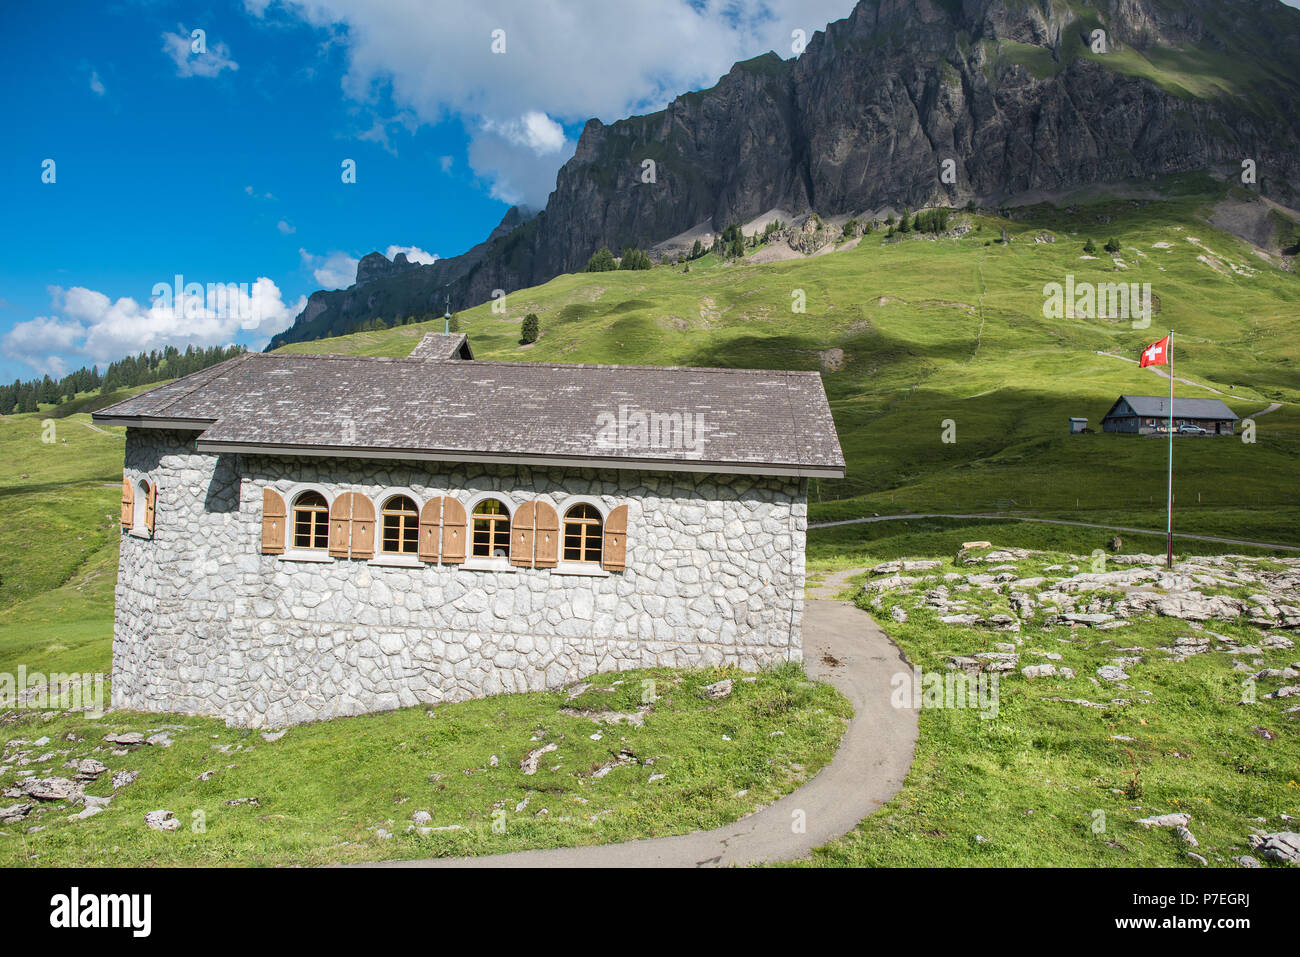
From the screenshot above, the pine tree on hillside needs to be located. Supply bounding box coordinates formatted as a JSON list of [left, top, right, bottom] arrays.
[[586, 247, 618, 272]]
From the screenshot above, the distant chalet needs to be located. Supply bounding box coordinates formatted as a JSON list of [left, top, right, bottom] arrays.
[[91, 332, 844, 727], [1101, 395, 1239, 436]]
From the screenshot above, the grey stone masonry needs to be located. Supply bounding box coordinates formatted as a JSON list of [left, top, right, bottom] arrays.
[[113, 430, 807, 727]]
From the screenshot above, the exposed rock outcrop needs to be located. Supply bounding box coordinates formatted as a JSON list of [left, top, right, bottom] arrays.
[[271, 0, 1300, 347]]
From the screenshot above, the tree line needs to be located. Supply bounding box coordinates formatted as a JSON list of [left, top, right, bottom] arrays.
[[0, 343, 247, 415]]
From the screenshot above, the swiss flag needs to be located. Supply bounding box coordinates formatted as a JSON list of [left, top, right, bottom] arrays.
[[1139, 335, 1170, 368]]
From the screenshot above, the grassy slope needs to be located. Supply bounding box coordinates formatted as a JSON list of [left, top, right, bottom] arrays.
[[4, 181, 1297, 867], [796, 550, 1300, 867], [3, 664, 849, 866], [0, 413, 124, 678], [279, 183, 1300, 546]]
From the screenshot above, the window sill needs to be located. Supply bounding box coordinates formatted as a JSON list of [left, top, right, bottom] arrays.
[[127, 529, 153, 540], [368, 555, 424, 569], [463, 557, 515, 573], [280, 551, 334, 564], [553, 562, 610, 578]]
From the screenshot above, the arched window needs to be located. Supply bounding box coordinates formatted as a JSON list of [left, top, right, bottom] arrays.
[[381, 495, 420, 555], [293, 491, 329, 550], [132, 478, 152, 536], [563, 503, 603, 564], [471, 498, 511, 558]]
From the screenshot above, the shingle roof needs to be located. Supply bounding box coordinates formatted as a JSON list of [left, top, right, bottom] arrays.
[[93, 351, 845, 477], [407, 332, 473, 360], [1105, 395, 1239, 421]]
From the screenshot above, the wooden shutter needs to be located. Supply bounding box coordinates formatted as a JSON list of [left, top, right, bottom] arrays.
[[440, 497, 467, 564], [511, 500, 536, 567], [419, 497, 444, 563], [328, 493, 353, 557], [534, 502, 559, 568], [145, 482, 158, 535], [602, 504, 628, 572], [350, 493, 376, 560], [262, 488, 286, 554], [120, 476, 134, 530]]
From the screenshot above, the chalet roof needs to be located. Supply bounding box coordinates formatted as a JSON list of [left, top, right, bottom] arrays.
[[407, 332, 473, 360], [1103, 395, 1238, 421], [93, 350, 845, 477]]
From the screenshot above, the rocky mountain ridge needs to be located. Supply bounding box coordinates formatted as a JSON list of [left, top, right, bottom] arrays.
[[269, 0, 1300, 348]]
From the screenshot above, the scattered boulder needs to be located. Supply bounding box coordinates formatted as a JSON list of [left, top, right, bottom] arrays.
[[22, 777, 81, 801], [103, 732, 145, 746], [112, 770, 139, 790], [1022, 664, 1058, 680], [1249, 832, 1300, 866], [1174, 825, 1199, 847], [72, 758, 108, 780], [0, 802, 32, 823], [520, 743, 557, 775], [1097, 665, 1130, 683], [1137, 813, 1191, 828], [144, 809, 181, 832], [411, 810, 432, 826], [700, 679, 733, 700], [1233, 855, 1262, 868]]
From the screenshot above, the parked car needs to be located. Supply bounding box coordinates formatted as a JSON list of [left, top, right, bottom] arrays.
[[1178, 424, 1208, 434]]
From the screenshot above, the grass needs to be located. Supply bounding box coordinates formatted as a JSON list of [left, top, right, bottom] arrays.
[[3, 178, 1298, 867], [794, 548, 1300, 867], [1, 663, 850, 866]]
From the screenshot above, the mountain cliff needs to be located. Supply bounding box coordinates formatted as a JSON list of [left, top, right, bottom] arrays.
[[269, 0, 1300, 348]]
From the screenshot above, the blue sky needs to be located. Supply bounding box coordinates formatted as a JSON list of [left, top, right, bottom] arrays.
[[0, 0, 860, 381], [2, 0, 1296, 382]]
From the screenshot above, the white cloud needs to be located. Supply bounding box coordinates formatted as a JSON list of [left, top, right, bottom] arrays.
[[483, 111, 568, 156], [2, 280, 304, 375], [163, 28, 239, 79], [300, 249, 359, 289], [243, 0, 858, 207], [385, 245, 438, 265], [277, 219, 296, 234], [439, 155, 453, 174], [89, 71, 105, 96]]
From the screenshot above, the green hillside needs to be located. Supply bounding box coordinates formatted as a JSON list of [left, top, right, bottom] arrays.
[[278, 183, 1300, 546]]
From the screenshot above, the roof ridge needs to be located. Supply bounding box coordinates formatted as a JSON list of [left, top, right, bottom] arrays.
[[263, 351, 823, 377]]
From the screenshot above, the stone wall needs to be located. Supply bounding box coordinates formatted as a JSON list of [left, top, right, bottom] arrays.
[[113, 430, 807, 727]]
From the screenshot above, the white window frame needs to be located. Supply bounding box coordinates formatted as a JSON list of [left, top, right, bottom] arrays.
[[129, 476, 153, 539], [282, 483, 335, 563], [464, 491, 517, 571]]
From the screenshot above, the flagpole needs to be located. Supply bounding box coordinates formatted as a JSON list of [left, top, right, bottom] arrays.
[[1166, 330, 1174, 570]]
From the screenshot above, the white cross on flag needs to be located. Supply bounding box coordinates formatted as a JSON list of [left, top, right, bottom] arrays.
[[1139, 335, 1170, 368]]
